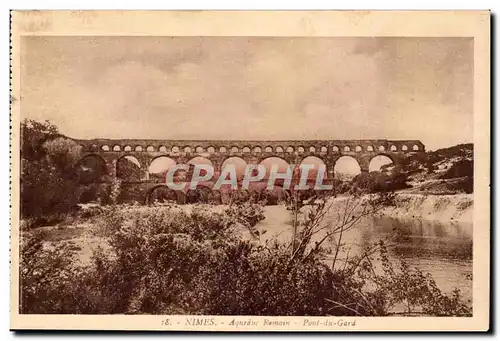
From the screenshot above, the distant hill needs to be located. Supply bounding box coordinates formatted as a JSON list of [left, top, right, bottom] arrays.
[[428, 143, 473, 161], [378, 143, 473, 194]]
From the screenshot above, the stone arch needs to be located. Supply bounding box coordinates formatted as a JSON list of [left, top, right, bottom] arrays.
[[355, 146, 362, 152], [146, 146, 155, 152], [207, 146, 216, 153], [369, 154, 394, 173], [221, 156, 247, 180], [101, 145, 110, 151], [297, 146, 305, 153], [253, 146, 262, 153], [188, 156, 212, 168], [320, 146, 328, 154], [148, 156, 177, 180], [286, 146, 294, 154], [275, 146, 284, 153], [184, 146, 192, 153], [334, 156, 361, 179], [367, 145, 374, 152], [159, 145, 168, 152], [242, 146, 251, 153], [390, 145, 397, 151], [219, 146, 227, 153], [172, 146, 180, 153], [332, 146, 340, 152], [309, 146, 316, 153], [116, 155, 142, 182], [77, 154, 108, 183], [264, 146, 273, 153], [402, 145, 408, 151], [230, 146, 239, 153], [379, 145, 386, 152], [195, 146, 204, 153], [413, 145, 420, 151], [260, 156, 290, 181], [300, 156, 326, 181], [343, 146, 351, 152], [124, 145, 132, 152], [112, 145, 121, 152], [147, 185, 179, 204], [135, 145, 143, 152]]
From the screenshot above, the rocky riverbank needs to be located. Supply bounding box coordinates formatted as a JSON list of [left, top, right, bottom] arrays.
[[379, 193, 473, 224]]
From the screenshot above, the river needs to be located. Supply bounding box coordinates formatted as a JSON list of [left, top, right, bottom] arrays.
[[256, 206, 473, 302]]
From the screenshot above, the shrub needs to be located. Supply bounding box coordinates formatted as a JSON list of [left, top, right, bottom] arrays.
[[194, 242, 337, 315], [440, 160, 473, 179], [19, 231, 84, 313], [19, 202, 471, 316], [351, 170, 409, 193]]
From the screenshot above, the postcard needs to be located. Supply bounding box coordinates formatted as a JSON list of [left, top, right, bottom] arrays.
[[10, 10, 490, 331]]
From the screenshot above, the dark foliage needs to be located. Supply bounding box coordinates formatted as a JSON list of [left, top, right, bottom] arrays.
[[20, 120, 83, 221], [20, 203, 471, 316]]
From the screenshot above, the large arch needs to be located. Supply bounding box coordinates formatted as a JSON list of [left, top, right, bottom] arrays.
[[148, 156, 176, 180], [334, 156, 361, 180], [369, 155, 394, 173], [77, 154, 108, 183], [188, 156, 212, 166], [188, 156, 213, 181], [221, 156, 248, 181], [300, 156, 326, 181], [116, 155, 142, 182], [260, 156, 290, 182]]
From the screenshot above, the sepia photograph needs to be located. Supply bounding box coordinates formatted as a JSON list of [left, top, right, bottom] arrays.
[[9, 10, 490, 331]]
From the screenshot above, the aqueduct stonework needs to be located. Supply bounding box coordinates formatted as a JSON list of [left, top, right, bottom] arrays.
[[74, 138, 425, 203]]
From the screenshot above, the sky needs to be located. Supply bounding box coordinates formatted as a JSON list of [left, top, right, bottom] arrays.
[[20, 36, 473, 151]]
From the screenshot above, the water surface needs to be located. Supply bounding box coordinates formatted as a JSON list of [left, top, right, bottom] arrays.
[[257, 206, 473, 302]]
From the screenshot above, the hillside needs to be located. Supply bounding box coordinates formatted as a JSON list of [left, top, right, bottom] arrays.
[[381, 143, 473, 195]]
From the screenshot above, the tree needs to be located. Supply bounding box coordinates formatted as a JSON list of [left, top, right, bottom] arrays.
[[20, 119, 82, 220], [116, 157, 143, 182], [20, 119, 59, 162]]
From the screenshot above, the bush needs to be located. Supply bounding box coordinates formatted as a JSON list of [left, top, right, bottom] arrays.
[[195, 242, 336, 315], [19, 203, 471, 316], [440, 160, 473, 179], [351, 169, 410, 193], [19, 231, 85, 313]]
